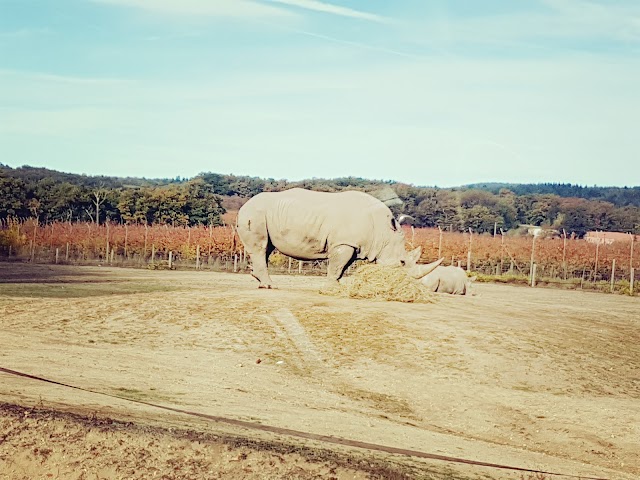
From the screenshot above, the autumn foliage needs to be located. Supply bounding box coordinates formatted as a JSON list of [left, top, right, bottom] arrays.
[[409, 227, 638, 282], [1, 220, 638, 285], [0, 220, 241, 263]]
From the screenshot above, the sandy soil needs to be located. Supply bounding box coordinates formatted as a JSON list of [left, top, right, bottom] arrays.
[[0, 262, 638, 479]]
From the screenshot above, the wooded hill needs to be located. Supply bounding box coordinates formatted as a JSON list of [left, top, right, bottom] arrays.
[[1, 164, 638, 236], [465, 182, 640, 208]]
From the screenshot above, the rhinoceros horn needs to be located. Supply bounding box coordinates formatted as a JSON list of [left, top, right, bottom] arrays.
[[407, 257, 445, 279]]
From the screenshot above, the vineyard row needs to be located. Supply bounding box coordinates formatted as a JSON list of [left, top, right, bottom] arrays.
[[1, 220, 638, 287]]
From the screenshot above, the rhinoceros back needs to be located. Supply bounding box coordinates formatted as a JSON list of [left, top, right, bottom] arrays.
[[237, 188, 395, 261]]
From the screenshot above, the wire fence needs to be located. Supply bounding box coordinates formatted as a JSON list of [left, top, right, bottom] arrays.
[[1, 219, 637, 294]]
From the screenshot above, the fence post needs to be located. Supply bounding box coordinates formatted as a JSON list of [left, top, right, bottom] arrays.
[[32, 222, 37, 262], [288, 257, 292, 274], [66, 242, 69, 261], [500, 228, 505, 275], [168, 251, 173, 269], [562, 229, 567, 280], [208, 224, 213, 257], [196, 244, 201, 270], [630, 235, 635, 294], [233, 254, 238, 273], [55, 248, 59, 264], [529, 234, 536, 283], [467, 227, 472, 272], [593, 241, 600, 282], [531, 263, 537, 287], [124, 224, 129, 259], [438, 226, 443, 259], [144, 224, 148, 260], [151, 244, 155, 265], [106, 222, 110, 264], [298, 260, 303, 274], [610, 259, 616, 293]]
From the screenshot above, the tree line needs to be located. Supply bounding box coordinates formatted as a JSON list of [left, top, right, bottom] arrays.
[[1, 164, 638, 235], [1, 166, 224, 227]]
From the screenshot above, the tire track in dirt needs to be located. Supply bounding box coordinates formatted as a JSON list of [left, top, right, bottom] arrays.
[[263, 308, 421, 424]]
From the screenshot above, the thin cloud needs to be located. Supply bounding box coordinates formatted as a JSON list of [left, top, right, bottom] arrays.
[[542, 0, 640, 41], [0, 28, 51, 39], [265, 0, 388, 23], [277, 27, 423, 59], [91, 0, 295, 19], [0, 69, 129, 86], [397, 0, 640, 56]]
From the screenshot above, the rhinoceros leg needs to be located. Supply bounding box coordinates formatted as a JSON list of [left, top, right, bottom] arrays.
[[422, 276, 440, 292], [252, 241, 276, 289], [238, 216, 276, 289], [327, 244, 356, 283]]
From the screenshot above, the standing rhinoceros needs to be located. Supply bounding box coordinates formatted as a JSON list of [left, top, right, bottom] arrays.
[[419, 265, 476, 295], [236, 188, 443, 288]]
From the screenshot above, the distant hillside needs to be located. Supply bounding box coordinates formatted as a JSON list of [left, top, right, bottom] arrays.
[[463, 182, 640, 208], [5, 165, 636, 207], [0, 164, 181, 189]]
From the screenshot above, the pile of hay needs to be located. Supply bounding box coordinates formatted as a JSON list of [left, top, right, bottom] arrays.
[[321, 264, 437, 303]]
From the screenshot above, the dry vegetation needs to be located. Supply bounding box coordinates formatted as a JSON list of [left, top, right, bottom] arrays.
[[0, 403, 419, 480], [2, 220, 638, 294], [320, 264, 437, 303]]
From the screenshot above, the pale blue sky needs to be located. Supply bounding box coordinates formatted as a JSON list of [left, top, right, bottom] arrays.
[[1, 0, 639, 187]]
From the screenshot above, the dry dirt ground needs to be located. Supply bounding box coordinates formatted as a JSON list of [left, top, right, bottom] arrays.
[[0, 261, 638, 479]]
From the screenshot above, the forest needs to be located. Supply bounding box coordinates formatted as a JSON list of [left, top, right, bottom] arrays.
[[1, 164, 639, 236]]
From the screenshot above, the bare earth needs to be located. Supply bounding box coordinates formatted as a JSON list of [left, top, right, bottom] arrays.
[[0, 262, 638, 479]]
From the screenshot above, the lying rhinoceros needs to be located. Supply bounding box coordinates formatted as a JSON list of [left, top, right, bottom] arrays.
[[236, 188, 443, 288], [419, 265, 476, 295]]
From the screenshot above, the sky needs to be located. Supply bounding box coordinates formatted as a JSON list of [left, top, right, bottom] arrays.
[[1, 0, 639, 188]]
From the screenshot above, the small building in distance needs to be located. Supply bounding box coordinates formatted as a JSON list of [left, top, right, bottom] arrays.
[[584, 231, 635, 245], [515, 224, 561, 239]]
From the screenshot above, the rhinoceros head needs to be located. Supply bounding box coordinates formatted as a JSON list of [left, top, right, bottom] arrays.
[[374, 215, 421, 268], [377, 238, 444, 279], [374, 215, 444, 277]]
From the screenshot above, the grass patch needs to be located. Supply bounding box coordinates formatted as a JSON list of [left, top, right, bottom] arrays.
[[0, 281, 178, 298], [111, 387, 178, 403], [473, 272, 529, 285], [473, 271, 639, 295], [337, 386, 419, 421]]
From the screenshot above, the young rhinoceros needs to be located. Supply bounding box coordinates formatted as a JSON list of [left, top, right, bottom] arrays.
[[419, 265, 476, 295], [236, 188, 442, 289]]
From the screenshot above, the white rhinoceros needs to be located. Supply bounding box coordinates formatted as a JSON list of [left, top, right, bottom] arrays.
[[420, 265, 476, 295], [236, 188, 443, 288]]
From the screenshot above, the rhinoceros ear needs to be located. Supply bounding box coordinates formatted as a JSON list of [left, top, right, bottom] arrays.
[[397, 214, 415, 225], [370, 186, 404, 208], [408, 246, 421, 264]]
